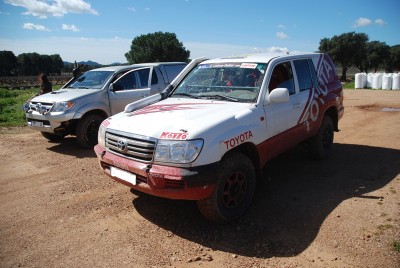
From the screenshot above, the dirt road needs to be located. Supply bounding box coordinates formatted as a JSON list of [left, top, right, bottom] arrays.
[[1, 89, 399, 267]]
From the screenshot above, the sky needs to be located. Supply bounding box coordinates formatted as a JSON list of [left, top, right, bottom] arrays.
[[0, 0, 399, 65]]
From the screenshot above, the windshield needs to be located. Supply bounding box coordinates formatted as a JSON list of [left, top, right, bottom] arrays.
[[68, 71, 113, 89], [172, 62, 267, 103]]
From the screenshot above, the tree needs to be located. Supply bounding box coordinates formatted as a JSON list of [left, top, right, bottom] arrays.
[[50, 54, 64, 75], [364, 41, 390, 73], [386, 45, 400, 72], [0, 51, 18, 76], [125, 32, 190, 64], [319, 32, 368, 80]]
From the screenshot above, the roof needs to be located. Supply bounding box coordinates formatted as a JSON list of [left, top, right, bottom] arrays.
[[89, 62, 187, 72], [203, 52, 323, 64]]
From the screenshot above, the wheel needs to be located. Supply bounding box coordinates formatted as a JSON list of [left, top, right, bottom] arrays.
[[310, 116, 334, 160], [40, 131, 65, 142], [197, 152, 256, 223], [76, 114, 104, 148]]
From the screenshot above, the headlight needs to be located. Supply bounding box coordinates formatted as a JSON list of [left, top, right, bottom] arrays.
[[51, 101, 75, 113], [155, 139, 203, 163], [98, 123, 106, 148]]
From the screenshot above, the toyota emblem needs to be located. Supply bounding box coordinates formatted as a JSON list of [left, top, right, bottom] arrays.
[[117, 139, 128, 152]]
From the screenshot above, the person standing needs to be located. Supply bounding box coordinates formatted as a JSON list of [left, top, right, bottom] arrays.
[[37, 73, 52, 96]]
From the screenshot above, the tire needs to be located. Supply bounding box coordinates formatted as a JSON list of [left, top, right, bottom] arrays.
[[76, 114, 104, 148], [310, 116, 334, 160], [197, 152, 256, 223], [40, 131, 65, 142]]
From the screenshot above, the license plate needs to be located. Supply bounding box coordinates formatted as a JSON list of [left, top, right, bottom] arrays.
[[110, 167, 136, 185], [30, 121, 43, 127]]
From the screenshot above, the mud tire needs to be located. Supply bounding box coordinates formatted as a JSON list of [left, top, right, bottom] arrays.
[[76, 114, 104, 148], [197, 152, 256, 223], [310, 116, 334, 160]]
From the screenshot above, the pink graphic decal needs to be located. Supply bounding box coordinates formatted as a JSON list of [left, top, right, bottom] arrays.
[[131, 102, 219, 116]]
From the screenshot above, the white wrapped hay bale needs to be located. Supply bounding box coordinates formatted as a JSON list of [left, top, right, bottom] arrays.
[[392, 73, 400, 90], [355, 73, 363, 89], [382, 74, 392, 90], [372, 73, 382, 89], [367, 73, 374, 88]]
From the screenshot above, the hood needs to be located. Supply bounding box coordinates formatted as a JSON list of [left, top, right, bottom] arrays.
[[107, 98, 254, 139], [31, 88, 100, 103]]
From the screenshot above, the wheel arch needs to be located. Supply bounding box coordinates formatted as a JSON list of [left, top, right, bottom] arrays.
[[221, 142, 261, 178], [324, 106, 339, 131]]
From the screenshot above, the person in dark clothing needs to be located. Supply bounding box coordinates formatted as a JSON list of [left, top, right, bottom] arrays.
[[36, 73, 52, 96]]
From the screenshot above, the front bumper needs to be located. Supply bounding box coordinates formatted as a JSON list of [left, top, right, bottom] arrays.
[[94, 144, 218, 200], [25, 110, 74, 133]]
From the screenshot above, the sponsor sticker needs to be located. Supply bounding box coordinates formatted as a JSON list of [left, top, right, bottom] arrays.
[[240, 63, 258, 69], [224, 130, 253, 149], [160, 132, 189, 140]]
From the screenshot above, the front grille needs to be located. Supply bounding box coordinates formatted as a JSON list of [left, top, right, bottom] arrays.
[[105, 129, 156, 162], [30, 101, 53, 113]]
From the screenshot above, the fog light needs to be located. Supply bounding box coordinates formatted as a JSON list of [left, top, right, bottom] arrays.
[[22, 102, 30, 112]]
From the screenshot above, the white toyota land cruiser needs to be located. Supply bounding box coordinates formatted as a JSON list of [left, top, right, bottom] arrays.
[[95, 52, 344, 222]]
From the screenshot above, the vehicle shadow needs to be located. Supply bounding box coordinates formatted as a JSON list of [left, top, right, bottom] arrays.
[[131, 143, 400, 257], [45, 137, 96, 158]]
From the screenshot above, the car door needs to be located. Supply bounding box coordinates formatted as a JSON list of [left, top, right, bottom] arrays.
[[264, 61, 295, 138], [149, 68, 165, 95], [108, 67, 152, 115], [290, 58, 318, 139]]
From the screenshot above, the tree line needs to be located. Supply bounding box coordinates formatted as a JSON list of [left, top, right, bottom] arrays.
[[0, 51, 65, 77], [318, 32, 400, 80], [1, 31, 399, 81]]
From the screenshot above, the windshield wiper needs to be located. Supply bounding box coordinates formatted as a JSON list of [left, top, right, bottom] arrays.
[[172, 93, 200, 99], [198, 94, 239, 102]]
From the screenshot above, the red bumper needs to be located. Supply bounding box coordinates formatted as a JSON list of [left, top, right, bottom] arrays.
[[94, 145, 215, 200]]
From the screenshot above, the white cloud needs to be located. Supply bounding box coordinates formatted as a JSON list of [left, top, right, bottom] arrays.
[[128, 7, 136, 12], [277, 24, 286, 29], [267, 46, 289, 53], [276, 32, 289, 39], [144, 7, 151, 11], [62, 24, 79, 32], [23, 23, 50, 31], [4, 0, 98, 18], [353, 17, 371, 28], [375, 18, 386, 26]]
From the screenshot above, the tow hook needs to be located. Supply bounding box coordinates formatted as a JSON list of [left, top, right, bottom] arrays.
[[99, 151, 106, 158]]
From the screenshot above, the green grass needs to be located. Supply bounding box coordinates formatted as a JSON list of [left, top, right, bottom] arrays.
[[0, 86, 62, 127], [343, 81, 355, 89]]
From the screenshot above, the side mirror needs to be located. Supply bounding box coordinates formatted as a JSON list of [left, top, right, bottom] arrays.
[[109, 83, 123, 92], [109, 83, 115, 92], [267, 87, 289, 103]]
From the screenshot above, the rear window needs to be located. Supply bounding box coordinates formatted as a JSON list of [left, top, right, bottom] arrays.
[[293, 59, 313, 92]]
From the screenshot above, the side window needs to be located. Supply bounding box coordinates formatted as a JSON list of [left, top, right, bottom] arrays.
[[294, 59, 313, 92], [113, 71, 136, 91], [136, 68, 150, 88], [151, 69, 158, 85], [269, 62, 295, 95], [308, 59, 318, 88]]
